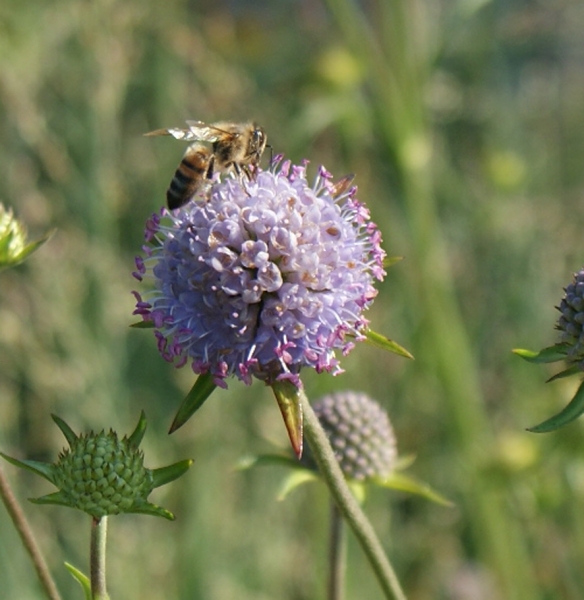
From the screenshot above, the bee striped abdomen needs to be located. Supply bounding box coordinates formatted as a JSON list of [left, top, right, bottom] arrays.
[[166, 144, 213, 210]]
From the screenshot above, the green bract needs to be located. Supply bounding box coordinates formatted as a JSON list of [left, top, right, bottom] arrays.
[[514, 267, 584, 432], [0, 203, 53, 271], [1, 412, 192, 520]]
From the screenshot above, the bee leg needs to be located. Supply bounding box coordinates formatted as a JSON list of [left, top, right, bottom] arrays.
[[234, 163, 255, 197], [229, 162, 249, 194], [206, 154, 216, 180], [230, 162, 242, 178], [241, 165, 254, 180]]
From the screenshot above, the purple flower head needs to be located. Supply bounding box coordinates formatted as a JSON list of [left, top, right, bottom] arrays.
[[133, 158, 386, 388], [557, 267, 584, 368]]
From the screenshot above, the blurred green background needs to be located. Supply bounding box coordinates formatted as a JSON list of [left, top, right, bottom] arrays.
[[2, 0, 584, 598]]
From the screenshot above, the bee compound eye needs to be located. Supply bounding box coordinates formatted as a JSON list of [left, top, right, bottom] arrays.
[[254, 129, 265, 145]]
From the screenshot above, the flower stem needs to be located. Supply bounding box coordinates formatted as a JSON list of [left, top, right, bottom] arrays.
[[0, 464, 62, 600], [301, 391, 407, 600], [90, 516, 110, 600], [328, 499, 346, 600]]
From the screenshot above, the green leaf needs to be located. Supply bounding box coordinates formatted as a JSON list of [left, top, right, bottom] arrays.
[[129, 502, 175, 520], [128, 410, 148, 448], [512, 345, 569, 364], [276, 470, 319, 500], [0, 453, 57, 485], [169, 373, 217, 433], [65, 563, 91, 600], [528, 379, 584, 433], [51, 414, 78, 447], [546, 365, 581, 383], [348, 480, 367, 504], [151, 459, 193, 488], [13, 230, 55, 263], [0, 229, 55, 271], [29, 491, 72, 508], [365, 329, 414, 359], [237, 454, 306, 471], [130, 320, 155, 329], [375, 472, 453, 507], [271, 380, 304, 458], [0, 229, 15, 258], [383, 256, 403, 268], [236, 454, 317, 499], [394, 453, 416, 471]]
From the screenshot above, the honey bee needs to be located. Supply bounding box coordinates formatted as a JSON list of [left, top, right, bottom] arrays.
[[145, 120, 268, 210]]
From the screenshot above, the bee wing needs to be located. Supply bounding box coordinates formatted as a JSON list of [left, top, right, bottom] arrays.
[[145, 121, 234, 142], [144, 127, 198, 141], [185, 120, 233, 142]]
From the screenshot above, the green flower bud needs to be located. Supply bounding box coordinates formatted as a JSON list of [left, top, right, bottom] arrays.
[[52, 429, 153, 518], [306, 391, 397, 481], [1, 412, 192, 520], [0, 203, 52, 271]]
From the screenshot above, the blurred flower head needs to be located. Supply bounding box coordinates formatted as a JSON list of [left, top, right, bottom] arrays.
[[513, 266, 584, 432], [557, 267, 584, 368], [0, 203, 52, 271], [133, 158, 386, 389], [1, 413, 192, 520], [242, 389, 449, 505], [306, 390, 398, 481]]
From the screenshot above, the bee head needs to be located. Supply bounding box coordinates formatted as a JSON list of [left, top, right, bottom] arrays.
[[251, 125, 267, 158]]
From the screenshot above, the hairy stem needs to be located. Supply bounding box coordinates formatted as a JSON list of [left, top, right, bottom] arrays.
[[301, 391, 406, 600], [328, 499, 346, 600], [0, 464, 62, 600], [90, 516, 110, 600]]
